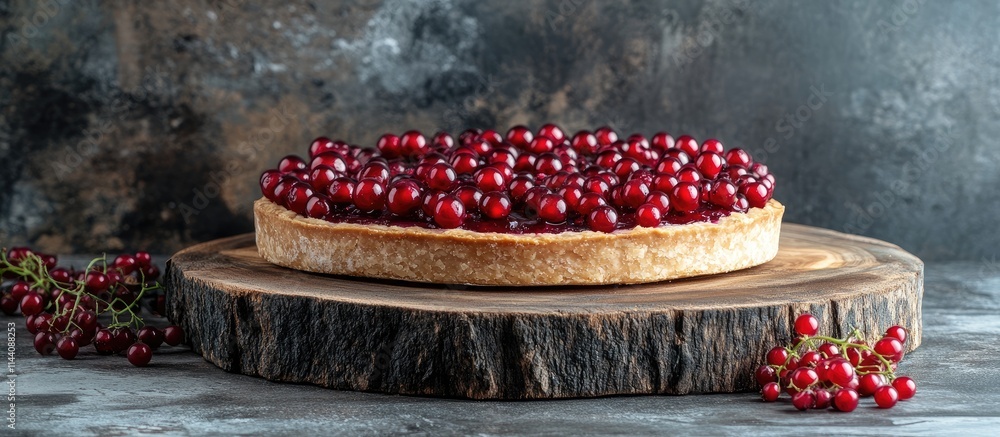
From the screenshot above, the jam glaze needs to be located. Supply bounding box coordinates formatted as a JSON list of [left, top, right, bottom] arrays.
[[309, 202, 733, 234]]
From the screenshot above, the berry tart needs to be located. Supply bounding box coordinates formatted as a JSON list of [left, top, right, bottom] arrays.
[[254, 125, 783, 286]]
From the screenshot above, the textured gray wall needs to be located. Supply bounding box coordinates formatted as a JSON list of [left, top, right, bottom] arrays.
[[1, 0, 997, 261]]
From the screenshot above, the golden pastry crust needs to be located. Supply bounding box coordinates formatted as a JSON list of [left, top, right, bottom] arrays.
[[253, 197, 785, 286]]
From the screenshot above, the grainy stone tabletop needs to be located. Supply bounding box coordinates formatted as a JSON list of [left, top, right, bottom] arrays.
[[5, 261, 1000, 436]]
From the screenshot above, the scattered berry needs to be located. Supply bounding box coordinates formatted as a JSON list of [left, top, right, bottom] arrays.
[[754, 312, 915, 413]]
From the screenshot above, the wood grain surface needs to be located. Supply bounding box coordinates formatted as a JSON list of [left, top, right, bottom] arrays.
[[164, 224, 923, 399]]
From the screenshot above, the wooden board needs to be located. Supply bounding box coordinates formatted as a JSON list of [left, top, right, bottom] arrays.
[[164, 224, 923, 399]]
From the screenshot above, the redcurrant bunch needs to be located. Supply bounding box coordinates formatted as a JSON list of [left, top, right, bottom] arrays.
[[755, 313, 916, 411], [1, 247, 186, 367]]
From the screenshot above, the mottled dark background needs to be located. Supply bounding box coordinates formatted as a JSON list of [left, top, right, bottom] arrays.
[[0, 0, 997, 261]]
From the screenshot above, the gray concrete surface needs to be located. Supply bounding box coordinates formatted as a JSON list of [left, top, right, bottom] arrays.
[[5, 261, 1000, 436], [2, 0, 1000, 261]]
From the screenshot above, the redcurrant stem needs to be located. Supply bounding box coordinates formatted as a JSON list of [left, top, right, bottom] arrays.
[[796, 334, 897, 380], [2, 250, 162, 334]]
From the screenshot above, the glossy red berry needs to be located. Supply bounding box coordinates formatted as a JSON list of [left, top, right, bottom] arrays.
[[537, 123, 565, 143], [93, 329, 114, 354], [700, 139, 724, 155], [308, 137, 336, 157], [670, 182, 701, 212], [571, 131, 599, 155], [278, 155, 307, 172], [814, 389, 833, 409], [635, 204, 662, 227], [479, 192, 512, 220], [833, 388, 860, 412], [163, 325, 184, 346], [794, 314, 820, 337], [594, 126, 618, 146], [873, 385, 898, 408], [651, 132, 674, 150], [761, 382, 781, 402], [377, 133, 402, 158], [892, 376, 916, 400], [724, 148, 752, 167], [791, 367, 819, 390], [874, 337, 905, 362], [587, 206, 618, 233], [826, 358, 856, 387], [766, 347, 789, 367], [695, 152, 724, 179], [56, 336, 79, 360], [791, 391, 815, 411], [674, 135, 699, 157], [741, 182, 770, 208], [34, 332, 55, 355], [137, 327, 164, 350], [474, 167, 506, 193], [285, 182, 315, 215], [353, 178, 387, 211], [127, 342, 152, 367], [425, 163, 458, 191], [400, 130, 427, 157], [708, 180, 737, 208], [858, 374, 886, 397], [20, 293, 44, 316], [327, 177, 356, 204], [885, 326, 907, 344], [537, 194, 568, 223], [506, 125, 534, 149], [433, 195, 466, 229], [527, 136, 555, 154], [310, 152, 348, 173], [305, 195, 332, 219], [387, 180, 423, 216]]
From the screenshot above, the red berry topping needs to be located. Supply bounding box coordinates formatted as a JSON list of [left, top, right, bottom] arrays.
[[674, 135, 699, 157], [387, 180, 423, 216], [695, 152, 724, 179], [278, 155, 307, 172], [571, 131, 599, 155], [305, 196, 332, 219], [376, 134, 402, 158], [327, 177, 356, 204], [479, 192, 512, 220], [425, 163, 458, 191], [594, 126, 618, 146], [537, 194, 568, 223], [700, 139, 724, 155], [670, 182, 701, 212], [400, 131, 427, 157], [586, 206, 618, 233], [263, 126, 776, 233], [506, 125, 534, 149], [740, 182, 771, 208], [635, 204, 662, 227], [353, 178, 387, 211], [433, 195, 466, 229]]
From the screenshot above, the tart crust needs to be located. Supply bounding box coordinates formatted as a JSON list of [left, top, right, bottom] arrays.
[[253, 198, 784, 286]]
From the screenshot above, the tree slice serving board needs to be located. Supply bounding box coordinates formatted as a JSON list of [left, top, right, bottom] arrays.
[[164, 223, 922, 400]]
